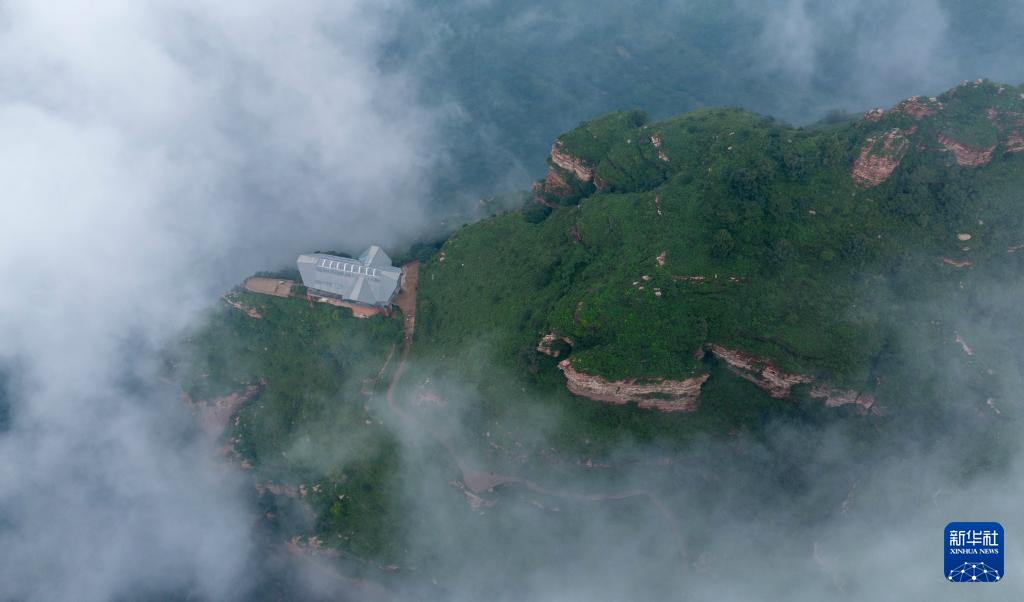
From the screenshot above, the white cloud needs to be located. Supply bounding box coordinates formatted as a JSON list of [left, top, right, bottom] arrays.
[[0, 2, 436, 600]]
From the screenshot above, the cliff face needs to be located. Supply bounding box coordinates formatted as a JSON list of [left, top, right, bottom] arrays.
[[533, 140, 596, 204], [852, 128, 912, 188], [550, 140, 594, 182], [850, 83, 1024, 187], [542, 167, 572, 198], [894, 96, 942, 120], [808, 385, 880, 416], [537, 332, 574, 358], [1007, 131, 1024, 153], [986, 107, 1024, 153], [558, 347, 879, 415], [558, 359, 708, 412], [937, 133, 995, 167], [706, 344, 814, 398]]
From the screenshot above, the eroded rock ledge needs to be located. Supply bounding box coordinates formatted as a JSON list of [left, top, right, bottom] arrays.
[[550, 140, 594, 182], [809, 385, 880, 416], [558, 359, 708, 412], [706, 344, 814, 398], [555, 341, 880, 415], [937, 133, 995, 167], [537, 332, 574, 358], [852, 128, 913, 188], [533, 140, 597, 204]]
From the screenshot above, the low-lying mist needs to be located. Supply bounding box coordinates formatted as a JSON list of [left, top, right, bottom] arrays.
[[1, 1, 1022, 600]]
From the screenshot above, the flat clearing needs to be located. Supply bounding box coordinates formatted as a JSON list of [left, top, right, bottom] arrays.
[[244, 277, 294, 297]]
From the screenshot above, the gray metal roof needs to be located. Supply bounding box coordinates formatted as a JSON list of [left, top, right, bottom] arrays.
[[297, 246, 401, 307]]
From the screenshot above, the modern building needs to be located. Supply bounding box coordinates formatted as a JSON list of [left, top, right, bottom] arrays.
[[296, 246, 402, 308]]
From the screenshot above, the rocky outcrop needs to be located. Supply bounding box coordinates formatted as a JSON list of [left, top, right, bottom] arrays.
[[533, 141, 597, 203], [955, 333, 974, 357], [222, 293, 262, 319], [707, 345, 881, 414], [864, 108, 885, 122], [558, 359, 708, 412], [894, 96, 941, 120], [550, 140, 594, 182], [538, 333, 574, 358], [706, 344, 814, 398], [808, 385, 880, 416], [531, 181, 559, 207], [186, 380, 266, 439], [937, 133, 995, 167], [852, 128, 912, 188], [985, 108, 1024, 153], [1006, 131, 1024, 153], [542, 167, 572, 197], [557, 344, 878, 414]]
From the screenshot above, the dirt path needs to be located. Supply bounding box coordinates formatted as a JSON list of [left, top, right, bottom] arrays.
[[386, 261, 418, 411], [383, 259, 686, 565]]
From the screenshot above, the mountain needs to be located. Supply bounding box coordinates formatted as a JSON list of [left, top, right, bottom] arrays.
[[420, 79, 1024, 411], [173, 80, 1024, 595], [390, 0, 1024, 203]]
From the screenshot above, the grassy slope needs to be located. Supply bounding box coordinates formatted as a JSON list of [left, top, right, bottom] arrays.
[[418, 81, 1024, 395], [175, 81, 1024, 576], [173, 292, 406, 561]]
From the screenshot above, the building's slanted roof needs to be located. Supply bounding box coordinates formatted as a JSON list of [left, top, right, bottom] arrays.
[[359, 245, 393, 268], [297, 247, 401, 307]]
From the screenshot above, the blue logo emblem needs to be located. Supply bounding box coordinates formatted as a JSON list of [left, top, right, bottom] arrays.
[[945, 522, 1003, 582]]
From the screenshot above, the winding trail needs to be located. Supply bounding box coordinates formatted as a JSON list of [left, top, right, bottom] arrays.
[[384, 260, 687, 566], [386, 261, 418, 412]]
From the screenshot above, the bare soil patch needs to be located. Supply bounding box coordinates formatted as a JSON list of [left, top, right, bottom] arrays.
[[243, 277, 294, 297]]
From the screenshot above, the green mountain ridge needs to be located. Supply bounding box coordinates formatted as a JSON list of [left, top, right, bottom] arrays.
[[173, 80, 1024, 582], [423, 80, 1024, 401]]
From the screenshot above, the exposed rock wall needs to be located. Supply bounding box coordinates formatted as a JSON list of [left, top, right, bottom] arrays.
[[894, 96, 941, 120], [542, 167, 572, 197], [557, 345, 878, 414], [1006, 131, 1024, 153], [864, 108, 885, 122], [706, 344, 814, 398], [537, 333, 574, 358], [852, 128, 912, 188], [550, 140, 594, 182], [937, 133, 995, 167], [986, 108, 1024, 153], [558, 359, 708, 412], [808, 385, 880, 416], [533, 140, 596, 203]]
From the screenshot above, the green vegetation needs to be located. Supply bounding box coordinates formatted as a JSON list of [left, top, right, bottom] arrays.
[[172, 292, 405, 561], [390, 0, 1024, 212], [417, 81, 1024, 398], [557, 110, 649, 166], [177, 82, 1024, 577]]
